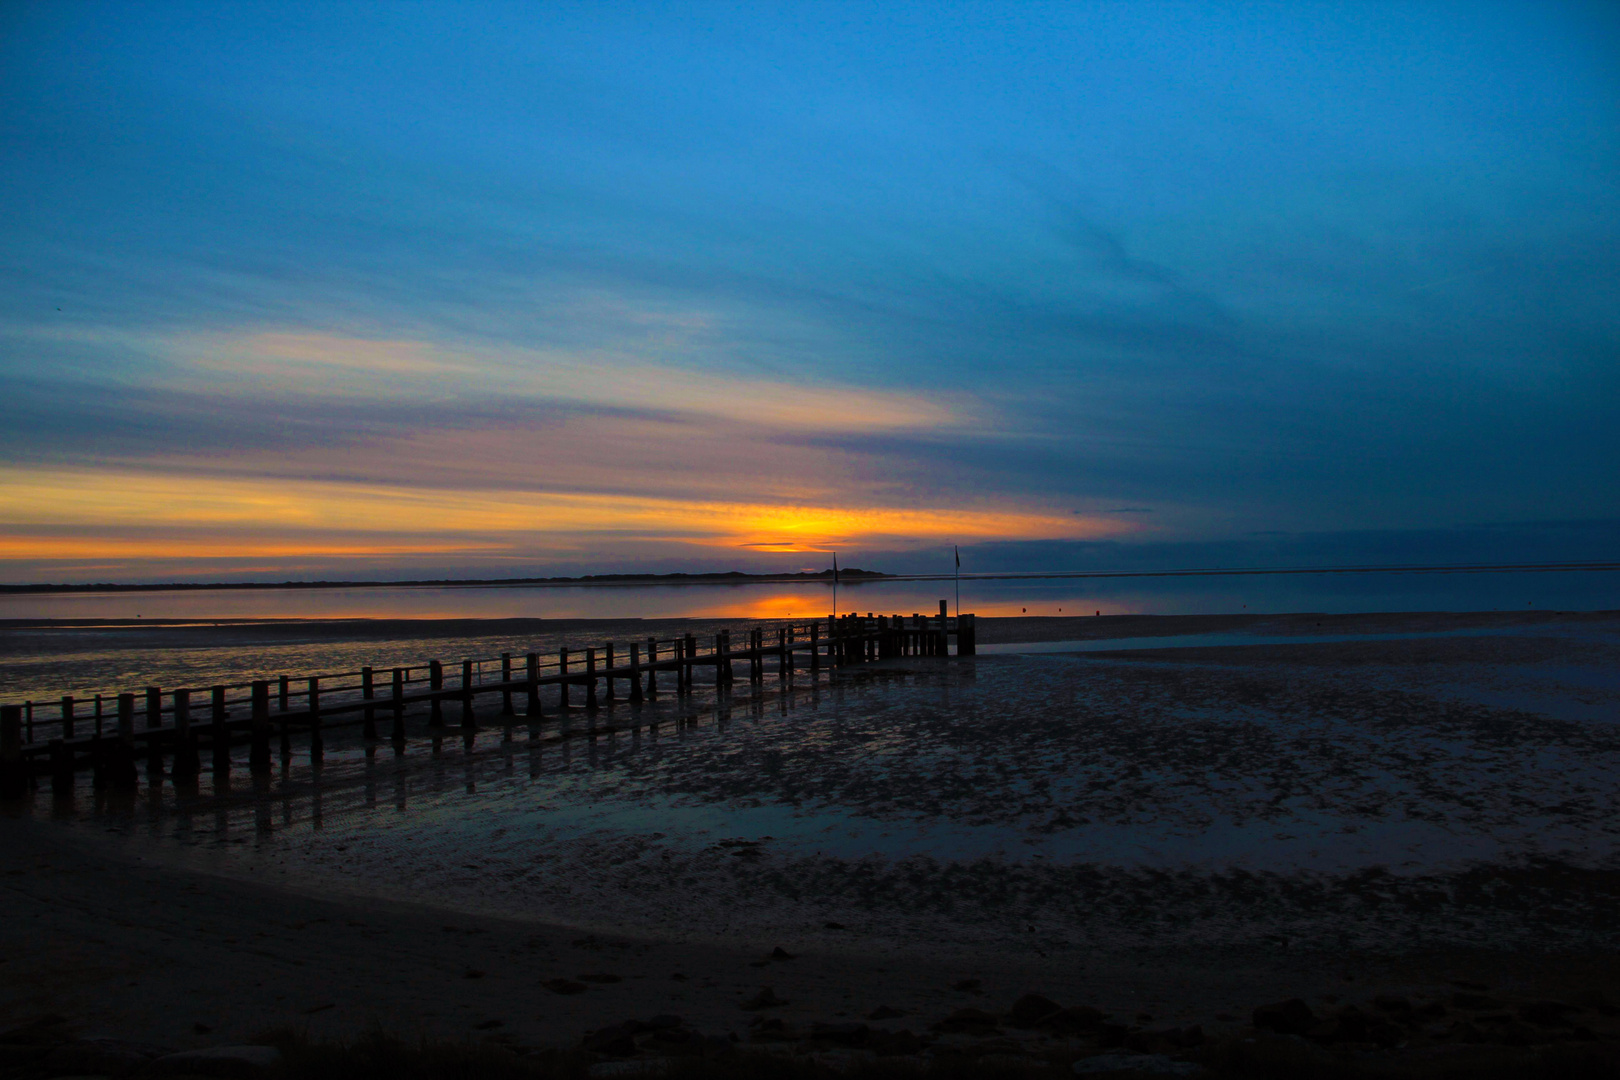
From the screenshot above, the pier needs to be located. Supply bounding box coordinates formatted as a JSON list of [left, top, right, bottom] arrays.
[[0, 608, 975, 797]]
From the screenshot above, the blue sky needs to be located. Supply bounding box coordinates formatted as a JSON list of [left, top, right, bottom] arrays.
[[1, 1, 1616, 581]]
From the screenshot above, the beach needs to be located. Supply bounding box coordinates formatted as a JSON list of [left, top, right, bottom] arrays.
[[3, 610, 1619, 1072]]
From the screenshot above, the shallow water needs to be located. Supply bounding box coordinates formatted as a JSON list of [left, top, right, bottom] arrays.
[[22, 617, 1620, 959]]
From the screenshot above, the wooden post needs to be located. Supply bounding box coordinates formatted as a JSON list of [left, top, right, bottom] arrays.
[[629, 643, 644, 703], [778, 628, 788, 679], [558, 648, 570, 708], [145, 686, 163, 775], [278, 675, 290, 712], [429, 660, 444, 726], [585, 648, 599, 709], [604, 643, 616, 701], [60, 695, 75, 740], [645, 638, 658, 698], [501, 653, 514, 715], [307, 677, 323, 764], [715, 633, 727, 686], [250, 681, 271, 772], [362, 666, 377, 739], [958, 612, 976, 655], [461, 659, 477, 728], [0, 705, 24, 799], [24, 701, 32, 745], [211, 686, 230, 774], [391, 667, 407, 742], [173, 688, 198, 777], [111, 692, 137, 788], [811, 621, 820, 672], [525, 653, 541, 716]]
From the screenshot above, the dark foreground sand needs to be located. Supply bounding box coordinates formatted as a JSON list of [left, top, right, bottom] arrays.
[[3, 610, 1619, 1074]]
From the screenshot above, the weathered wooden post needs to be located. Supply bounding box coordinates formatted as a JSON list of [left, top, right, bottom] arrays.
[[250, 681, 271, 772], [525, 653, 541, 716], [558, 648, 570, 708], [111, 692, 138, 789], [604, 643, 616, 701], [391, 667, 407, 742], [778, 628, 789, 679], [60, 695, 75, 740], [811, 621, 821, 672], [500, 653, 514, 715], [145, 686, 163, 775], [24, 701, 32, 745], [429, 660, 444, 726], [0, 705, 25, 799], [173, 688, 199, 777], [461, 659, 477, 728], [278, 675, 290, 713], [306, 678, 322, 765], [958, 612, 976, 655], [585, 648, 599, 709], [645, 638, 659, 698], [211, 686, 230, 774], [362, 666, 377, 740], [629, 643, 644, 704]]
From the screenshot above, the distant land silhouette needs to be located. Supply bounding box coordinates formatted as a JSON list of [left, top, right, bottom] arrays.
[[0, 568, 892, 595]]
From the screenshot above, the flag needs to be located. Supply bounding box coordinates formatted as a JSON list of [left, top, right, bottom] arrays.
[[954, 545, 960, 568]]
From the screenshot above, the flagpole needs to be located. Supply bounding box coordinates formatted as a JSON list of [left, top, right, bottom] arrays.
[[954, 545, 960, 619], [832, 551, 838, 620]]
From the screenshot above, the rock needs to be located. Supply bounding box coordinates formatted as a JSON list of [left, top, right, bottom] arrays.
[[932, 1008, 1001, 1036], [823, 922, 847, 930], [589, 1061, 669, 1078], [645, 1015, 684, 1030], [0, 1015, 70, 1045], [1073, 1052, 1201, 1075], [770, 947, 796, 960], [581, 1026, 637, 1056], [1252, 998, 1315, 1036], [748, 1017, 792, 1042], [1373, 994, 1412, 1013], [739, 987, 788, 1011], [544, 978, 588, 994], [867, 1006, 905, 1021], [1009, 993, 1063, 1028], [579, 973, 622, 983], [868, 1029, 924, 1056], [1366, 1021, 1405, 1048], [43, 1038, 172, 1077], [952, 978, 983, 992], [149, 1045, 281, 1078]]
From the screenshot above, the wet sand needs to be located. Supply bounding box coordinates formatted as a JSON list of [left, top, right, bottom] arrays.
[[3, 610, 1619, 1066]]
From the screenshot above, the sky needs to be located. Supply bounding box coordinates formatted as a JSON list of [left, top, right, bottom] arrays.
[[1, 0, 1616, 583]]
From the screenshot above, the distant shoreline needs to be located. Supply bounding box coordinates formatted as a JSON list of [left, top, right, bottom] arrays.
[[1, 558, 1615, 595]]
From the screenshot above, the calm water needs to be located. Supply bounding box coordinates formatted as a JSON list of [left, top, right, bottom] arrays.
[[3, 567, 1618, 622]]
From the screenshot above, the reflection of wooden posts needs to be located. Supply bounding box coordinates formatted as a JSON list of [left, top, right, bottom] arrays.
[[629, 644, 644, 704], [306, 678, 322, 765], [811, 621, 820, 672], [525, 653, 541, 716], [604, 643, 616, 701], [461, 660, 477, 728], [362, 667, 377, 739], [391, 667, 406, 741], [429, 661, 444, 726], [250, 681, 270, 772], [558, 649, 570, 708], [585, 648, 599, 709], [778, 628, 788, 679], [684, 635, 697, 693], [49, 737, 71, 797], [645, 638, 659, 698], [0, 705, 24, 799], [500, 653, 514, 715], [173, 688, 198, 777]]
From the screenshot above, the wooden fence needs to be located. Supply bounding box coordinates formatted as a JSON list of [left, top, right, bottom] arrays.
[[0, 609, 975, 797]]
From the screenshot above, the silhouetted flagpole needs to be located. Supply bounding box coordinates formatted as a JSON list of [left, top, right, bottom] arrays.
[[832, 551, 838, 619], [954, 545, 960, 618]]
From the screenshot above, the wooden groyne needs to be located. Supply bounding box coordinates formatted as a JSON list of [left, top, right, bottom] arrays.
[[0, 608, 975, 798]]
